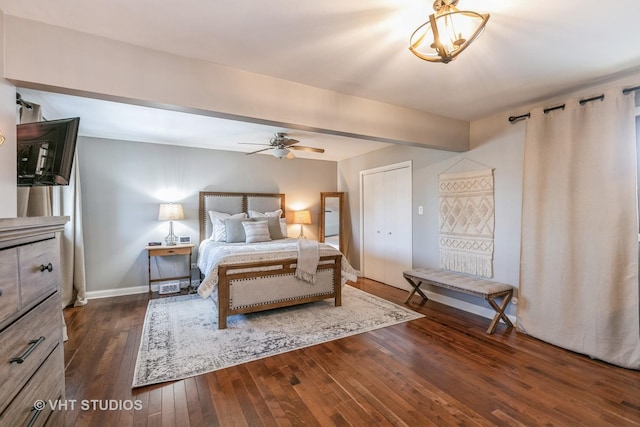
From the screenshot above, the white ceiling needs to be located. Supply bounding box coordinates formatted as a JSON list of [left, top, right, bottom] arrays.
[[4, 0, 640, 160]]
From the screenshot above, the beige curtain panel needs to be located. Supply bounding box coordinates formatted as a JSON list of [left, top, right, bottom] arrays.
[[518, 89, 640, 369], [52, 155, 88, 310]]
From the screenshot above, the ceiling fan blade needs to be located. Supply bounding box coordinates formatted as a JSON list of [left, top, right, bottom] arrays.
[[290, 145, 325, 153], [245, 147, 272, 155], [282, 138, 299, 146]]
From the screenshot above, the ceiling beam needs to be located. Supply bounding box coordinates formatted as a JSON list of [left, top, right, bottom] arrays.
[[3, 15, 469, 152]]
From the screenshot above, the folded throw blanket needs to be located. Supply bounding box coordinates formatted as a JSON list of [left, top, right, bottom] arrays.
[[295, 239, 319, 283]]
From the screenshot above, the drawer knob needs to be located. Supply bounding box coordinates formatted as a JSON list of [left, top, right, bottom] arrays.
[[39, 263, 53, 272], [9, 336, 45, 364]]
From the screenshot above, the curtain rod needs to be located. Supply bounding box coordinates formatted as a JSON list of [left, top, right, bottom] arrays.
[[508, 86, 640, 123], [16, 93, 33, 110]]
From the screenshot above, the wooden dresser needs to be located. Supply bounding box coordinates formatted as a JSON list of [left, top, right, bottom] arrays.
[[0, 216, 68, 427]]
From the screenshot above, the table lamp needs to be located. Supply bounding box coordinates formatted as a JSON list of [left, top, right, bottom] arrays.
[[158, 203, 184, 246], [293, 209, 311, 239]]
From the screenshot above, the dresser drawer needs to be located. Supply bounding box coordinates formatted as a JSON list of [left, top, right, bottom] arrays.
[[0, 344, 64, 427], [0, 293, 61, 415], [19, 238, 59, 310], [150, 246, 192, 256], [0, 247, 19, 325]]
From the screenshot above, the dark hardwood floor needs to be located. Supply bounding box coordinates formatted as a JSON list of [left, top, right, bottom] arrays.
[[62, 279, 640, 426]]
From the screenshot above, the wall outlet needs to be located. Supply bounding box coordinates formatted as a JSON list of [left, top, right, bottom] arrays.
[[190, 263, 197, 269]]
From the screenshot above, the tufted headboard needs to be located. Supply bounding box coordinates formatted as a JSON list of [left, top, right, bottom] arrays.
[[199, 191, 286, 242]]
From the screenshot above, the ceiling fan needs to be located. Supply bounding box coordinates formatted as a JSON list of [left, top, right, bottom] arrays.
[[242, 132, 325, 159]]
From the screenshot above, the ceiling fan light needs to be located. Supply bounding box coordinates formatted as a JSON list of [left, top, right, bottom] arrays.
[[272, 148, 290, 158], [409, 0, 489, 64]]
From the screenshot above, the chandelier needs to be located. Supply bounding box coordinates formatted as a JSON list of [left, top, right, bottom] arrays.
[[409, 0, 489, 64]]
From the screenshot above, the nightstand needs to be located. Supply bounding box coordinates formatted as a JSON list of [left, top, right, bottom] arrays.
[[145, 243, 195, 293]]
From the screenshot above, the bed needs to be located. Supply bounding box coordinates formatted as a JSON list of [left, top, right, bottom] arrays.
[[196, 191, 358, 329]]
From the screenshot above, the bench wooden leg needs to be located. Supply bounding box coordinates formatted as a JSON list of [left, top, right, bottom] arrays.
[[403, 277, 429, 304], [485, 292, 514, 334]]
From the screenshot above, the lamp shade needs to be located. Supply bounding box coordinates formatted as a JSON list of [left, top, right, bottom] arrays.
[[293, 210, 311, 225], [158, 203, 184, 221]]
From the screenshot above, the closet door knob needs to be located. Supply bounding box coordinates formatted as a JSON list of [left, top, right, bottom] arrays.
[[39, 263, 53, 272]]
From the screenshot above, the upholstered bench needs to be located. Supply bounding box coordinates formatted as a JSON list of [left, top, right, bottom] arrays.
[[403, 267, 514, 334]]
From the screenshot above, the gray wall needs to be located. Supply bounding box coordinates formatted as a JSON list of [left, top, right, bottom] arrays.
[[338, 116, 525, 316], [78, 137, 337, 295]]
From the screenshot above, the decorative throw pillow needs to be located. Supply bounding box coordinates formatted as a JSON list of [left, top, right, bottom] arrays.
[[264, 216, 285, 240], [248, 209, 283, 219], [224, 218, 249, 243], [208, 211, 246, 241], [280, 218, 288, 237], [248, 209, 286, 238], [242, 220, 272, 243]]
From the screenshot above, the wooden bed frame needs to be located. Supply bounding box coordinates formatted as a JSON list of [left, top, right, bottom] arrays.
[[199, 191, 342, 329]]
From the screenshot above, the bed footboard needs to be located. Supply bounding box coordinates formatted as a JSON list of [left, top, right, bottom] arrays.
[[217, 254, 342, 329]]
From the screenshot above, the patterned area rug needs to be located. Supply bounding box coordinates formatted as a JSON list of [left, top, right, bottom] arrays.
[[132, 285, 423, 388]]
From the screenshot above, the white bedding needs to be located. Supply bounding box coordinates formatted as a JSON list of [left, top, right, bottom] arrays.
[[197, 238, 358, 299]]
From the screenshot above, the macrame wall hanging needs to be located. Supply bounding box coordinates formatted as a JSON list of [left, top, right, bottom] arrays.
[[439, 168, 495, 277]]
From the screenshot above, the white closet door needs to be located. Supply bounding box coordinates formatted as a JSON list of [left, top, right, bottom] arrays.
[[361, 162, 412, 290], [362, 171, 385, 283], [383, 166, 412, 289]]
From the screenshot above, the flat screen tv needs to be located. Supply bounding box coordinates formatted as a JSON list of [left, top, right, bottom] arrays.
[[17, 117, 80, 186]]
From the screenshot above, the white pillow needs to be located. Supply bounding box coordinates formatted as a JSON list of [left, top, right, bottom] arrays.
[[208, 211, 247, 241], [248, 209, 283, 219], [242, 220, 272, 243], [280, 218, 288, 237]]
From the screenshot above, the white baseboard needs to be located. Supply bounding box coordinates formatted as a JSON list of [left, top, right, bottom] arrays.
[[85, 279, 196, 300], [420, 289, 517, 325], [85, 285, 150, 300]]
